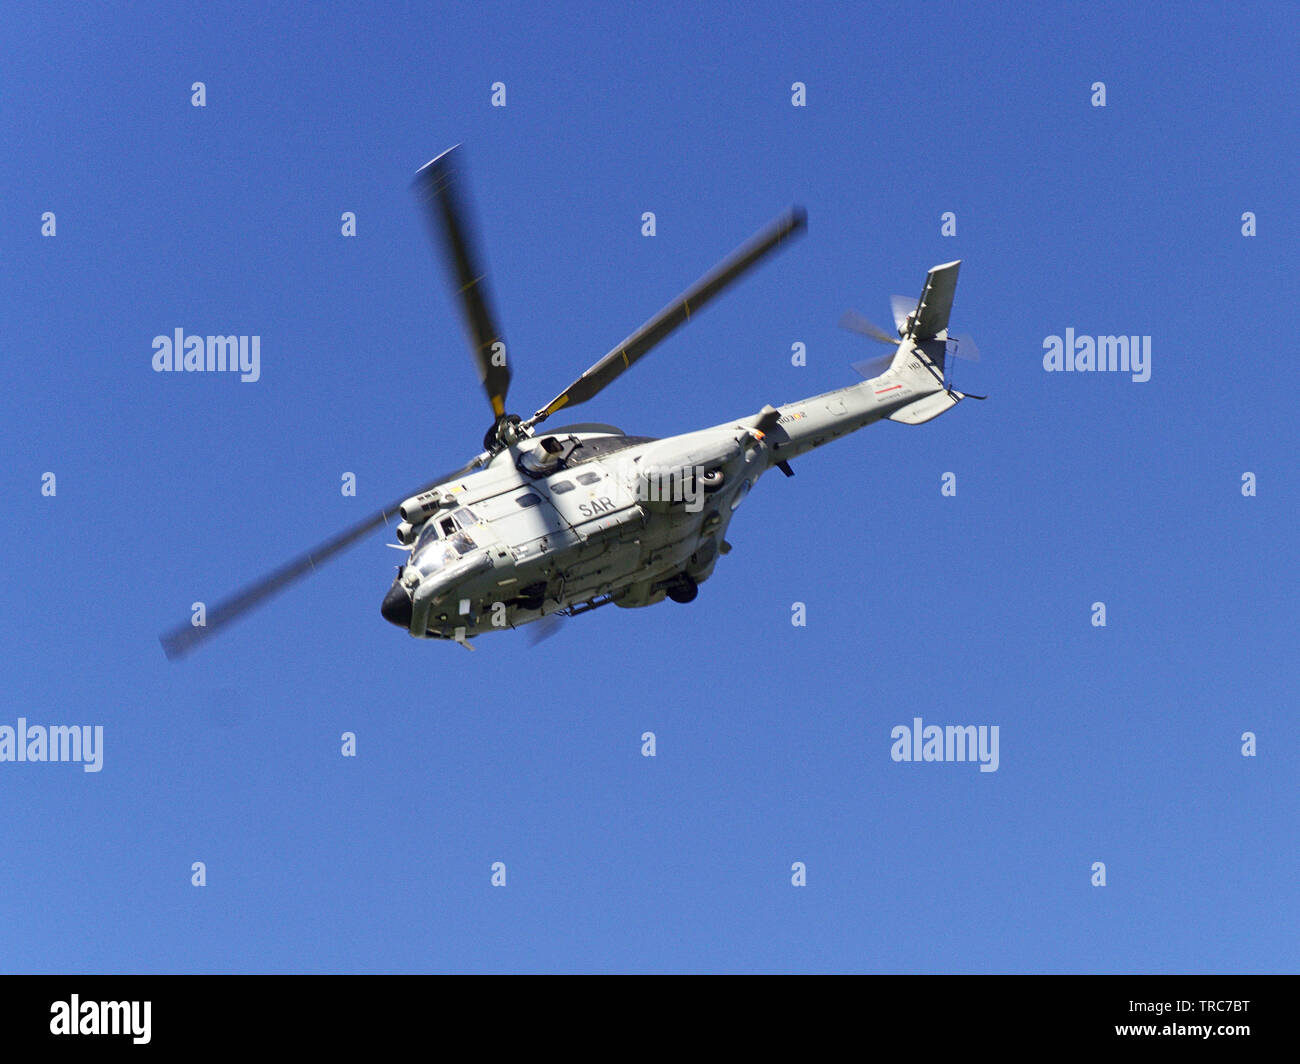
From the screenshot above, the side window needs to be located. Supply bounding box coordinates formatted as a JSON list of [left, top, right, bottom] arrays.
[[439, 517, 456, 536], [516, 493, 541, 508], [576, 471, 601, 486], [550, 480, 574, 495]]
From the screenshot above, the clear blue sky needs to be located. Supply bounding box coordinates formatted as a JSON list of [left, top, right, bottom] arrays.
[[2, 1, 1295, 973]]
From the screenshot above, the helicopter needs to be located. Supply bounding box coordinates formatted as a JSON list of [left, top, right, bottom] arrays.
[[160, 145, 982, 658]]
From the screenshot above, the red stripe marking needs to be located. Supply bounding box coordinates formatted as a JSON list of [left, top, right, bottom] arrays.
[[875, 385, 902, 395]]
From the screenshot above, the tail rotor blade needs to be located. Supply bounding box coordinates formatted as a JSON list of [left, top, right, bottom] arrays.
[[890, 294, 915, 335], [851, 353, 896, 380], [838, 309, 900, 346], [947, 332, 981, 363]]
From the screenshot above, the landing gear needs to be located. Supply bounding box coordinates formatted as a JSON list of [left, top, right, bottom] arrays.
[[666, 574, 698, 603]]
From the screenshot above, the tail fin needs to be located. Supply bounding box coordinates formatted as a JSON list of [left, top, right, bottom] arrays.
[[883, 260, 965, 424], [897, 260, 960, 342]]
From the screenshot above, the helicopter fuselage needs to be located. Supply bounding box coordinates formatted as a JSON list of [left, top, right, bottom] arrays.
[[382, 341, 960, 644]]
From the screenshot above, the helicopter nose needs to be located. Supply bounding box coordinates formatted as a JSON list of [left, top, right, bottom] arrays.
[[381, 582, 413, 628]]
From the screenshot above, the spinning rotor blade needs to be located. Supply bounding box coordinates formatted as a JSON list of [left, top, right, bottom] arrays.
[[413, 146, 511, 418], [890, 294, 915, 336], [851, 353, 896, 380], [947, 332, 981, 363], [528, 612, 565, 646], [159, 459, 482, 660], [838, 309, 900, 346], [534, 207, 807, 420]]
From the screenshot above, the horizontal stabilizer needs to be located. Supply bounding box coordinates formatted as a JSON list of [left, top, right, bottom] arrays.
[[887, 389, 960, 425]]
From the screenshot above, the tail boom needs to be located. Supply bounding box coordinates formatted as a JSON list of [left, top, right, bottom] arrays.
[[729, 258, 971, 462]]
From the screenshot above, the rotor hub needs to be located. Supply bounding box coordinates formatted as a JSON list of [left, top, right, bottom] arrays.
[[484, 413, 526, 452]]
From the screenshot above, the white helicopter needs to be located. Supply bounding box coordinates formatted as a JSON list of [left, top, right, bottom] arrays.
[[161, 146, 981, 657]]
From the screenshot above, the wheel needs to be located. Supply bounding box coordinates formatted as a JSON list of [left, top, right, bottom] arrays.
[[667, 575, 698, 603]]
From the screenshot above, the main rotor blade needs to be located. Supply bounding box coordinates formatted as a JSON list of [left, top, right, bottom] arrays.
[[159, 458, 482, 660], [528, 612, 565, 646], [534, 207, 807, 420], [413, 146, 511, 418]]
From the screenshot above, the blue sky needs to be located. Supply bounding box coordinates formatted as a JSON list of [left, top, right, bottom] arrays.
[[2, 1, 1295, 972]]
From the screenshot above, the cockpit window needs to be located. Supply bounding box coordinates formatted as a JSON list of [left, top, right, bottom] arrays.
[[416, 522, 440, 549], [413, 528, 477, 575]]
